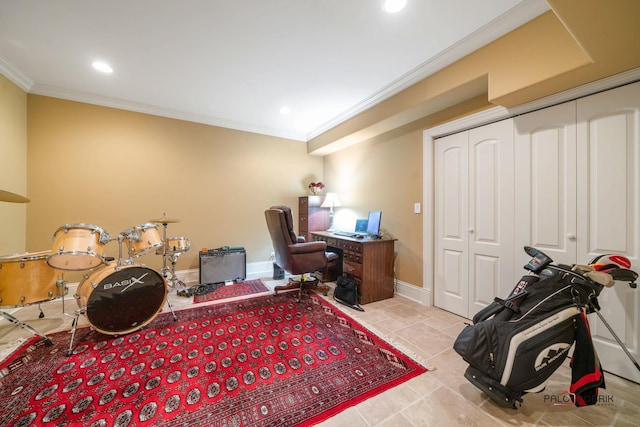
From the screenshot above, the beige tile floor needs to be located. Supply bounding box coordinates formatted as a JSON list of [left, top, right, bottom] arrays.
[[1, 278, 639, 426]]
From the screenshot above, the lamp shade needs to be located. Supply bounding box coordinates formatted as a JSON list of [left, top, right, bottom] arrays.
[[321, 193, 341, 208]]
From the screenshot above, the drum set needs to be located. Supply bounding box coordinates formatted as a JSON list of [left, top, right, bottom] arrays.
[[0, 207, 191, 354]]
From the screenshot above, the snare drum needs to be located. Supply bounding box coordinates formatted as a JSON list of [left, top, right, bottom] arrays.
[[47, 224, 109, 270], [75, 262, 167, 335], [163, 237, 191, 254], [123, 223, 163, 257], [0, 250, 65, 307]]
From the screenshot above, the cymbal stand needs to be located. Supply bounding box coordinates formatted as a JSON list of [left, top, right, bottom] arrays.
[[165, 251, 187, 289], [159, 220, 169, 278], [155, 215, 184, 289]]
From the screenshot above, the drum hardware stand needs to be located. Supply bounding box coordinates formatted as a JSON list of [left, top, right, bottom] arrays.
[[66, 305, 85, 356], [164, 252, 187, 289], [166, 294, 178, 322], [153, 212, 186, 290], [57, 275, 68, 315], [159, 212, 170, 279], [116, 231, 135, 268], [0, 310, 53, 347]]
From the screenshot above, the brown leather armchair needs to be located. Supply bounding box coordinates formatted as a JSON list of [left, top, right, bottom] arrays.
[[265, 206, 337, 301]]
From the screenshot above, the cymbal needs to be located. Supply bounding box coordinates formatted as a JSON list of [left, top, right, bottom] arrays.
[[149, 217, 180, 224], [0, 189, 30, 203]]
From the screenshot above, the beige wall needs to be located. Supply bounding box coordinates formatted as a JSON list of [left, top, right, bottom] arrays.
[[0, 74, 27, 254], [26, 96, 322, 281], [323, 128, 423, 285]]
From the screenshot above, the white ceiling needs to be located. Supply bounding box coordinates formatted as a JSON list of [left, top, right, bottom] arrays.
[[0, 0, 549, 141]]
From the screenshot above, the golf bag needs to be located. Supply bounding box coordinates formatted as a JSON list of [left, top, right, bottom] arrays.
[[454, 246, 638, 409]]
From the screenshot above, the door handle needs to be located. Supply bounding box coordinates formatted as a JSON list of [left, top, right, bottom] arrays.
[[567, 234, 577, 242]]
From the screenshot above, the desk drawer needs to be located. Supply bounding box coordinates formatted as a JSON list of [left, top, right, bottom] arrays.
[[343, 260, 362, 278], [333, 240, 362, 253], [299, 215, 309, 228], [343, 250, 362, 263]]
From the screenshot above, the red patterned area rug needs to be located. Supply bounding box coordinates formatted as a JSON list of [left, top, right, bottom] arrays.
[[0, 293, 427, 427], [193, 279, 270, 304]]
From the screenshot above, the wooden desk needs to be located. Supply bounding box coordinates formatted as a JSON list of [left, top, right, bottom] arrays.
[[311, 231, 396, 304]]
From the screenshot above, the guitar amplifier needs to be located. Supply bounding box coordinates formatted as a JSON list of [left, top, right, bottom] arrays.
[[199, 247, 246, 284]]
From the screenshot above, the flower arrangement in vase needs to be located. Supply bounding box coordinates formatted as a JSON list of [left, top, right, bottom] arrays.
[[308, 182, 325, 195]]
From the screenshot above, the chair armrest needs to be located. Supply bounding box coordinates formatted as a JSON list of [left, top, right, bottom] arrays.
[[289, 241, 327, 254]]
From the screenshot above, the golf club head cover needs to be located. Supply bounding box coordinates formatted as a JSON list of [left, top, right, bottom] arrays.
[[584, 271, 615, 288]]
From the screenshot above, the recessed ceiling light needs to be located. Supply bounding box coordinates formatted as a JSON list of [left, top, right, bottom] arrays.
[[92, 61, 113, 73], [383, 0, 407, 13]]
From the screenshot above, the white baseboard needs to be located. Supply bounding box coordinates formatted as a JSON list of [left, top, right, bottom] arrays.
[[395, 279, 431, 306]]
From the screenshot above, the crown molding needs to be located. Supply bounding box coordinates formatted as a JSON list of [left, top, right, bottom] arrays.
[[0, 55, 33, 91], [28, 83, 308, 141], [305, 0, 550, 140]]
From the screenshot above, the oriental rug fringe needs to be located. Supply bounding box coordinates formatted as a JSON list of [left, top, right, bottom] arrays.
[[0, 292, 427, 427]]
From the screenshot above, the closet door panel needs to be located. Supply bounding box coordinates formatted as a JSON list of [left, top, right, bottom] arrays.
[[578, 81, 640, 383], [514, 102, 577, 268], [582, 114, 631, 254], [434, 132, 469, 317], [468, 120, 514, 316]]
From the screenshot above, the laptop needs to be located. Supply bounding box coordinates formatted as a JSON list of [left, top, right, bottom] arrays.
[[354, 219, 368, 234], [334, 216, 375, 238]]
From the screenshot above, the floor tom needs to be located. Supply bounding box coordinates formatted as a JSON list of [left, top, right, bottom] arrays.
[[0, 250, 65, 307]]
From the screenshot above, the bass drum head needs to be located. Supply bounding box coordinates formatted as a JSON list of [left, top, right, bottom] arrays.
[[79, 264, 167, 335]]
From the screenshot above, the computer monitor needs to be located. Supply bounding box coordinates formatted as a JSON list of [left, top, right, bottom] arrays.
[[366, 211, 382, 237]]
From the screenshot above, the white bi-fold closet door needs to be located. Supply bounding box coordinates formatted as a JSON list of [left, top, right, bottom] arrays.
[[577, 83, 640, 384], [514, 82, 640, 383], [434, 118, 515, 319], [434, 81, 640, 382]]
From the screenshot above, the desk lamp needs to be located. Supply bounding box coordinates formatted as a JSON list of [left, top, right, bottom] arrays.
[[321, 193, 341, 231]]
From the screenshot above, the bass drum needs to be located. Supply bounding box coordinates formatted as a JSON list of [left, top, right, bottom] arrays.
[[76, 262, 167, 335]]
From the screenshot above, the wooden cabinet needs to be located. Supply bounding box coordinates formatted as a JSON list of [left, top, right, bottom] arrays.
[[312, 231, 396, 304], [298, 196, 329, 242]]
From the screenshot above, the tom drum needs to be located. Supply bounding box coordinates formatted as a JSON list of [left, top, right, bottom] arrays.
[[0, 250, 65, 307], [47, 224, 109, 270], [124, 223, 163, 257], [75, 262, 167, 335]]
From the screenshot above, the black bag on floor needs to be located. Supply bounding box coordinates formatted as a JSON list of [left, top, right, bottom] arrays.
[[334, 275, 364, 311], [453, 246, 606, 409]]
